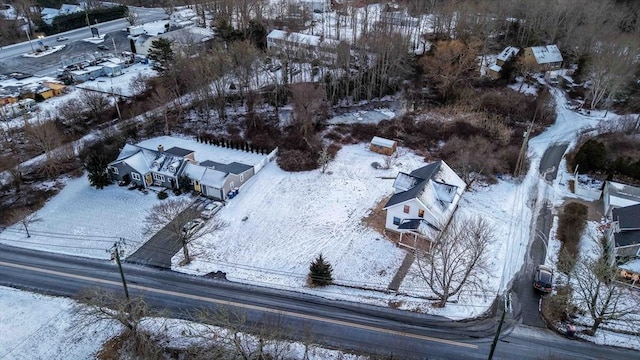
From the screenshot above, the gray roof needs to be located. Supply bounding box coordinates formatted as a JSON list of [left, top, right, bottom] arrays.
[[200, 160, 253, 174], [165, 146, 193, 157], [608, 182, 640, 202], [410, 161, 442, 179], [384, 161, 442, 208], [615, 230, 640, 248], [613, 204, 640, 229]]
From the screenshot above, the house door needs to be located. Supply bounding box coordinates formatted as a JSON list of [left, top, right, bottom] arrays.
[[194, 180, 201, 192], [144, 173, 152, 186]]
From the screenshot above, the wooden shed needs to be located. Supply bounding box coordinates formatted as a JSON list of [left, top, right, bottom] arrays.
[[370, 136, 397, 155]]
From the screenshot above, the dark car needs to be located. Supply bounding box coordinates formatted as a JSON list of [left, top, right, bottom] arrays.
[[534, 265, 554, 293], [97, 44, 109, 51]]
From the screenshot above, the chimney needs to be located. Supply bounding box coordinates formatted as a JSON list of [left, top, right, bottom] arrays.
[[158, 144, 164, 152]]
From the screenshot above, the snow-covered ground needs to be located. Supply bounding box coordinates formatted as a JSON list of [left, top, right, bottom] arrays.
[[0, 286, 119, 359], [0, 175, 172, 259]]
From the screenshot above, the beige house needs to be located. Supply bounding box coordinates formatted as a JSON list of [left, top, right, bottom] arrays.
[[521, 45, 563, 71]]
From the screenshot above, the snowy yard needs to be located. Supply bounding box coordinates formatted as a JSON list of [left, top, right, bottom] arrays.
[[0, 176, 171, 259]]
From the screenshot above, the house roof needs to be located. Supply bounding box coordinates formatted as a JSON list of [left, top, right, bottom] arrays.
[[612, 204, 640, 229], [165, 146, 193, 157], [267, 29, 339, 47], [614, 230, 640, 248], [528, 45, 563, 64], [384, 160, 466, 209], [607, 181, 640, 206], [497, 46, 519, 62], [183, 163, 227, 188], [41, 7, 59, 15], [489, 64, 502, 72], [200, 160, 253, 174], [110, 143, 185, 177], [371, 136, 396, 148]]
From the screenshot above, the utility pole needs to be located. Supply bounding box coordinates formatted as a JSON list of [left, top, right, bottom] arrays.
[[488, 293, 511, 360], [109, 239, 129, 300], [514, 106, 537, 177]]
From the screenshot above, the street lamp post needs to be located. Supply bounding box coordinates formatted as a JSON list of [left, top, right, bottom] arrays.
[[25, 30, 34, 53]]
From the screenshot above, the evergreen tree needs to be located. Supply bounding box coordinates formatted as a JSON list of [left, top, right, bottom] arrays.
[[147, 38, 174, 72], [84, 151, 113, 189], [308, 253, 333, 287]]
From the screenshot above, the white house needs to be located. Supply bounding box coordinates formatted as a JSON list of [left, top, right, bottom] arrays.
[[601, 181, 640, 263], [266, 29, 340, 63], [383, 160, 466, 247]]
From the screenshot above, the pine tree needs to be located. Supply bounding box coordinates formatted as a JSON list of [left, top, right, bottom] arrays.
[[308, 253, 333, 287], [147, 38, 174, 72], [84, 151, 113, 189]]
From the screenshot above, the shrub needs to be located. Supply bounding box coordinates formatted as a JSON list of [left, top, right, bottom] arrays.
[[277, 149, 319, 172], [157, 191, 168, 200], [308, 254, 333, 287], [574, 139, 607, 173], [556, 202, 588, 273]]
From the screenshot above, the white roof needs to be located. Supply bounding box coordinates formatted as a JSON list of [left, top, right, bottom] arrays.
[[136, 136, 265, 166], [183, 163, 227, 188], [489, 64, 502, 72], [371, 136, 396, 148], [497, 46, 519, 62], [529, 45, 563, 64], [267, 29, 339, 47]]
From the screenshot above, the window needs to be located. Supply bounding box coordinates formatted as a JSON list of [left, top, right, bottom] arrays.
[[108, 166, 118, 175], [131, 172, 141, 181], [393, 217, 401, 225], [418, 209, 424, 218], [403, 205, 410, 213], [240, 173, 244, 182], [153, 173, 165, 182]]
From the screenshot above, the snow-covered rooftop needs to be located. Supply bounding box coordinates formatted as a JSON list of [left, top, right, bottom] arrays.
[[529, 44, 563, 64]]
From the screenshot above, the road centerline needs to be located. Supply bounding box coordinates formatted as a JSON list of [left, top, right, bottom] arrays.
[[1, 260, 477, 349]]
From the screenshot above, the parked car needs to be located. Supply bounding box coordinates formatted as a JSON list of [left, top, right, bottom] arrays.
[[97, 44, 109, 51], [202, 201, 223, 219], [56, 36, 68, 42], [181, 218, 205, 236], [533, 265, 554, 293]]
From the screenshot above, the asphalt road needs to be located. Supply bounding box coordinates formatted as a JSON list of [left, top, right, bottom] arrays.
[[538, 143, 568, 182], [0, 6, 167, 76], [1, 244, 637, 359], [512, 143, 568, 328]]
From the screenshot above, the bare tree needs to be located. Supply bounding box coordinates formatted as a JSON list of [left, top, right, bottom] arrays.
[[74, 288, 165, 358], [80, 90, 111, 123], [125, 9, 140, 26], [144, 198, 222, 265], [318, 145, 332, 174], [186, 305, 296, 359], [24, 117, 66, 178], [128, 72, 151, 96], [420, 39, 481, 102], [572, 251, 640, 335], [415, 215, 493, 307], [585, 37, 639, 110], [290, 82, 326, 139], [57, 98, 88, 127]]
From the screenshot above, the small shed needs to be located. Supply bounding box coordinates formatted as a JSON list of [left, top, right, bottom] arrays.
[[370, 136, 397, 155]]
